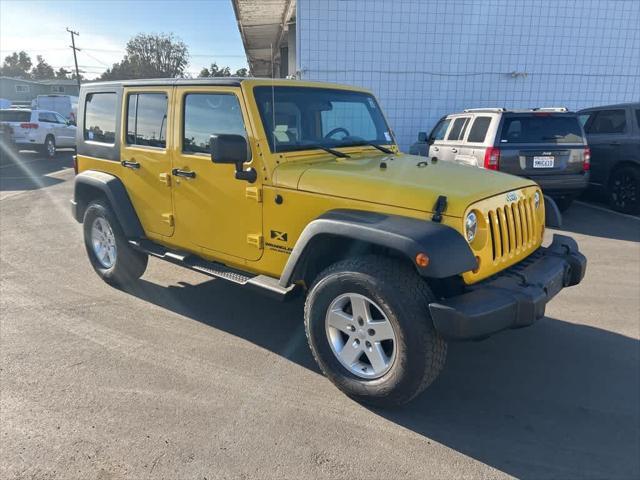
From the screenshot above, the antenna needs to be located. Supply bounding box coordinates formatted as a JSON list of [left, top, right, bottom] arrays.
[[270, 43, 277, 153]]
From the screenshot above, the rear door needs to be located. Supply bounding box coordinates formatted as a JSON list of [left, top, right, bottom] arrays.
[[497, 113, 586, 177], [583, 108, 630, 187], [460, 115, 493, 167], [120, 87, 175, 238], [440, 115, 471, 162]]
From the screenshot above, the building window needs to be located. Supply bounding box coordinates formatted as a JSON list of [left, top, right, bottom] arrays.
[[126, 93, 168, 148], [51, 86, 65, 93], [15, 85, 30, 93], [84, 92, 117, 144]]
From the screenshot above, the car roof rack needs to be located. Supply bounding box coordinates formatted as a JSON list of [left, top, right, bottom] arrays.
[[531, 107, 568, 112], [463, 108, 507, 113]]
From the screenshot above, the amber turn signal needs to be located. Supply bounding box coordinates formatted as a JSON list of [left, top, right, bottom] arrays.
[[415, 253, 430, 267]]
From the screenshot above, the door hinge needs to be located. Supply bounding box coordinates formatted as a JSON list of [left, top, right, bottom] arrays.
[[159, 172, 171, 186], [245, 186, 262, 203], [246, 233, 263, 249], [161, 213, 174, 227]]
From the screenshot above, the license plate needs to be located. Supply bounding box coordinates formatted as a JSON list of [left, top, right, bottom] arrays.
[[533, 156, 554, 168]]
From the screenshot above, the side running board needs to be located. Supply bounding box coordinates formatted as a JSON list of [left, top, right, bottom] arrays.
[[129, 239, 297, 300]]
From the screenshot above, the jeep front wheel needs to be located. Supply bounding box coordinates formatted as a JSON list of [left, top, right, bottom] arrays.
[[304, 256, 447, 407], [83, 200, 148, 285]]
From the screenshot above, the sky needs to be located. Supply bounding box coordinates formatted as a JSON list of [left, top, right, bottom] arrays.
[[0, 0, 249, 79]]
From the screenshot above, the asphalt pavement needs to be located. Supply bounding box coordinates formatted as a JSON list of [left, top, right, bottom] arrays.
[[1, 151, 639, 479]]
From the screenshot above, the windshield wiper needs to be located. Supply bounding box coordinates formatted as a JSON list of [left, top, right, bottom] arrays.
[[339, 139, 394, 154], [304, 143, 351, 158]]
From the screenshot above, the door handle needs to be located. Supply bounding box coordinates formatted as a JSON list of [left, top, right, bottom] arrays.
[[433, 146, 439, 151], [451, 148, 458, 153], [172, 168, 196, 179], [121, 160, 140, 169]]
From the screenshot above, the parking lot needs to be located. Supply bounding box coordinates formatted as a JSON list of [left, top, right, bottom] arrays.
[[1, 152, 639, 479]]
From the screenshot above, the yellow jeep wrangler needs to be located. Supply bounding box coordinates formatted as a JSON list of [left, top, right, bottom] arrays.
[[71, 78, 586, 406]]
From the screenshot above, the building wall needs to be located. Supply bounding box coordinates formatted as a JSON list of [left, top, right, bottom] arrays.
[[297, 0, 640, 150], [0, 78, 80, 104]]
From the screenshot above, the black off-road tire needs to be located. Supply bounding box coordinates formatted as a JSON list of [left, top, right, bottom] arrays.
[[304, 255, 447, 407], [608, 165, 639, 215], [83, 200, 148, 285]]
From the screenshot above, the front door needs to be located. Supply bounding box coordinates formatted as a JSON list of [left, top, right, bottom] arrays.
[[172, 87, 262, 261], [120, 87, 174, 237], [584, 108, 630, 187]]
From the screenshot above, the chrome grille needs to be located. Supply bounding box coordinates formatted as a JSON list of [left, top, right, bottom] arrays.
[[488, 196, 537, 262]]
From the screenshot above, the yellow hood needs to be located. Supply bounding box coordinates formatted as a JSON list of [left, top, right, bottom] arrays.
[[272, 152, 536, 218]]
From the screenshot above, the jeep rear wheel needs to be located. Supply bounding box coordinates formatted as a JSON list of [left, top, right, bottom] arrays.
[[305, 256, 447, 407], [83, 200, 148, 285]]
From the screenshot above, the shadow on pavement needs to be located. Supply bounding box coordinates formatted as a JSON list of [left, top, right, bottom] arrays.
[[122, 277, 639, 479], [0, 148, 73, 193], [559, 201, 640, 243]]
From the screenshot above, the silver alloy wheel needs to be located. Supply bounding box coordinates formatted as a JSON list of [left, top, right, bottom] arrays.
[[325, 292, 397, 379], [46, 138, 55, 157], [91, 217, 117, 269]]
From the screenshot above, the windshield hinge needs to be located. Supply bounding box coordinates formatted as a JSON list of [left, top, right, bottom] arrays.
[[432, 195, 447, 223]]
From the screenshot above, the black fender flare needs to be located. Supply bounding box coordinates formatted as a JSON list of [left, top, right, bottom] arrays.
[[279, 209, 477, 287], [72, 170, 144, 238]]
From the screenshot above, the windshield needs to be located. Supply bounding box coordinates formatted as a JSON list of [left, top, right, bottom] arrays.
[[500, 115, 584, 144], [253, 86, 394, 153]]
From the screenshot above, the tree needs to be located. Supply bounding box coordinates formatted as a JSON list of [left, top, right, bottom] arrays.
[[198, 64, 249, 78], [31, 55, 55, 80], [199, 63, 231, 77], [100, 33, 189, 80], [55, 67, 71, 79], [1, 51, 32, 78]]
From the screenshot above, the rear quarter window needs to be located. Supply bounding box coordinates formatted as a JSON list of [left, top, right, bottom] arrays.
[[467, 116, 492, 143], [84, 92, 117, 144], [500, 115, 583, 144], [0, 110, 31, 122]]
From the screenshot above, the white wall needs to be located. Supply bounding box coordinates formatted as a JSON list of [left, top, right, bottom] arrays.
[[297, 0, 640, 149]]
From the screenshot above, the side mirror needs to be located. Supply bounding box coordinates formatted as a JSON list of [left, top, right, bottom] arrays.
[[67, 120, 76, 126], [418, 131, 427, 142], [210, 134, 256, 183]]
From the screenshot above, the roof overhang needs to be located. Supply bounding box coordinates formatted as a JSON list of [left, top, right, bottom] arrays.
[[232, 0, 296, 77]]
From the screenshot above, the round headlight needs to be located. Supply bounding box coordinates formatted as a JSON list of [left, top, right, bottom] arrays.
[[465, 212, 478, 243], [534, 191, 541, 209]]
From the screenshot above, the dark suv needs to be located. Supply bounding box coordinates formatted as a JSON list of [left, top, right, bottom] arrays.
[[411, 108, 590, 211], [579, 103, 640, 214]]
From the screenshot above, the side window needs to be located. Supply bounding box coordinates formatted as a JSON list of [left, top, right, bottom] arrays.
[[585, 109, 627, 134], [578, 113, 591, 127], [38, 112, 57, 123], [126, 93, 168, 148], [447, 117, 467, 141], [84, 92, 117, 144], [54, 113, 67, 124], [467, 117, 492, 143], [430, 118, 451, 141], [183, 93, 246, 154]]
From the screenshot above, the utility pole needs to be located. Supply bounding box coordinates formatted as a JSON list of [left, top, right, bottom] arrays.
[[66, 28, 81, 88]]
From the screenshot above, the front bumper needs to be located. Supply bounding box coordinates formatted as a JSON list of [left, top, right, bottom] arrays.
[[429, 234, 586, 340]]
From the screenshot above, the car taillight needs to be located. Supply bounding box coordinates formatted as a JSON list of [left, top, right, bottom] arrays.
[[20, 122, 38, 129], [484, 147, 500, 170], [583, 147, 591, 172]]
